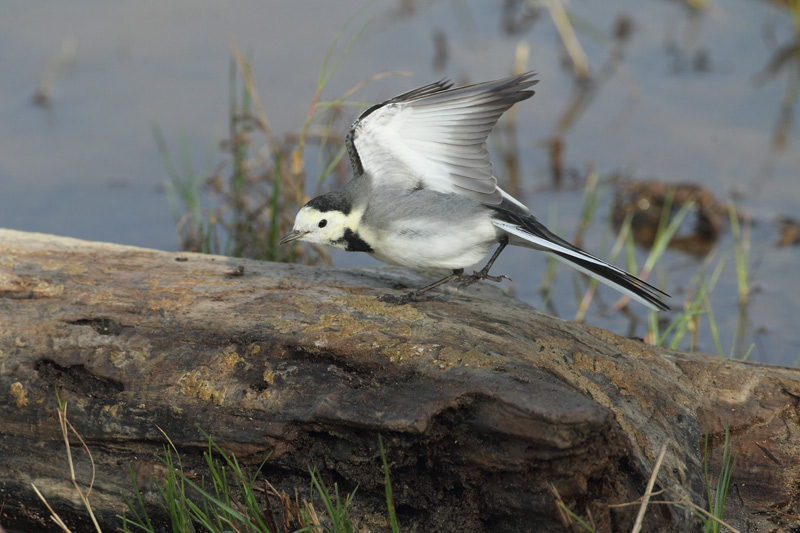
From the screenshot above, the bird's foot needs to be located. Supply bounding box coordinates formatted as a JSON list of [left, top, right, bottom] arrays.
[[377, 292, 420, 305], [456, 269, 511, 289], [379, 270, 464, 304]]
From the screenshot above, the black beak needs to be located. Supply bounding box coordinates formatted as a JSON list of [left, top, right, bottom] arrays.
[[279, 230, 306, 245]]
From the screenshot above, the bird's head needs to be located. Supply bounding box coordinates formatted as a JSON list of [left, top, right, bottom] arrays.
[[280, 191, 358, 249]]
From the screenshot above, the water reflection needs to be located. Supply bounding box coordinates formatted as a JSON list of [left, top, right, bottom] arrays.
[[32, 37, 77, 108], [664, 0, 712, 74], [777, 217, 800, 246], [546, 13, 636, 186], [611, 180, 727, 256], [752, 12, 800, 153]]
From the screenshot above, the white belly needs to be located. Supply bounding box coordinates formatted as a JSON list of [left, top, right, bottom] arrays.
[[356, 187, 504, 270], [365, 217, 499, 270]]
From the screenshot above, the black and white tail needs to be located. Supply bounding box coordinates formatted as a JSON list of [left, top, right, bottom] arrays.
[[492, 210, 670, 311]]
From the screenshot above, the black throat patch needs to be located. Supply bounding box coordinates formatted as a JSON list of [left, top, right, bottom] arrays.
[[335, 228, 373, 253]]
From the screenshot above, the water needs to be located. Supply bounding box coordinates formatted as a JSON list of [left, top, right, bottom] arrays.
[[2, 0, 798, 365]]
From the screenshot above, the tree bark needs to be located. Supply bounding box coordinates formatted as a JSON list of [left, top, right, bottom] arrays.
[[0, 228, 797, 531]]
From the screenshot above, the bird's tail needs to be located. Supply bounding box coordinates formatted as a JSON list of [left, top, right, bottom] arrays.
[[491, 211, 670, 311]]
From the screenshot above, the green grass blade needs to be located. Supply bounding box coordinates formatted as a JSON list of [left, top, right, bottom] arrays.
[[119, 464, 156, 532], [379, 436, 400, 533], [727, 201, 750, 306], [318, 6, 373, 89], [555, 501, 596, 532], [699, 423, 737, 532], [741, 343, 755, 361], [703, 292, 724, 358]]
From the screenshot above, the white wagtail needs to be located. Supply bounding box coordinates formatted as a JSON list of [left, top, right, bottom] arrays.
[[281, 72, 669, 310]]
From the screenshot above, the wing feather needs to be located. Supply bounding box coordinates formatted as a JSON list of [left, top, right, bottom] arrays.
[[348, 72, 537, 212]]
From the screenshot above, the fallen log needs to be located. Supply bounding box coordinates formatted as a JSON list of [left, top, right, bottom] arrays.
[[0, 228, 797, 531]]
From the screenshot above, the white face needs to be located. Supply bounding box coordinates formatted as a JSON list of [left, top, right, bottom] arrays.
[[281, 206, 350, 248]]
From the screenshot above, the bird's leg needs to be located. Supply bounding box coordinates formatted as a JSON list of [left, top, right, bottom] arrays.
[[456, 236, 511, 289], [378, 269, 464, 304], [378, 237, 511, 304]]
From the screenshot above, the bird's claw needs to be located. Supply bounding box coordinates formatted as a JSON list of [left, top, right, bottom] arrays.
[[480, 272, 511, 283], [456, 270, 511, 289], [377, 292, 417, 305]]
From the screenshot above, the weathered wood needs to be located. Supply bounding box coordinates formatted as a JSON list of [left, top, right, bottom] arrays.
[[0, 228, 797, 531]]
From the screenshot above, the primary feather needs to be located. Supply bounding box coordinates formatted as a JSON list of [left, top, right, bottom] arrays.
[[348, 73, 538, 210]]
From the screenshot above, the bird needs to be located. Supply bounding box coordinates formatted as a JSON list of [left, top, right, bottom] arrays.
[[280, 72, 669, 311]]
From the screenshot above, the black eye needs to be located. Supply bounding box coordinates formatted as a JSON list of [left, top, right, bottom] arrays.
[[318, 219, 328, 228]]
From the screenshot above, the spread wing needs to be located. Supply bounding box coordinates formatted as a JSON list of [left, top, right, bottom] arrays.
[[346, 72, 537, 213]]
